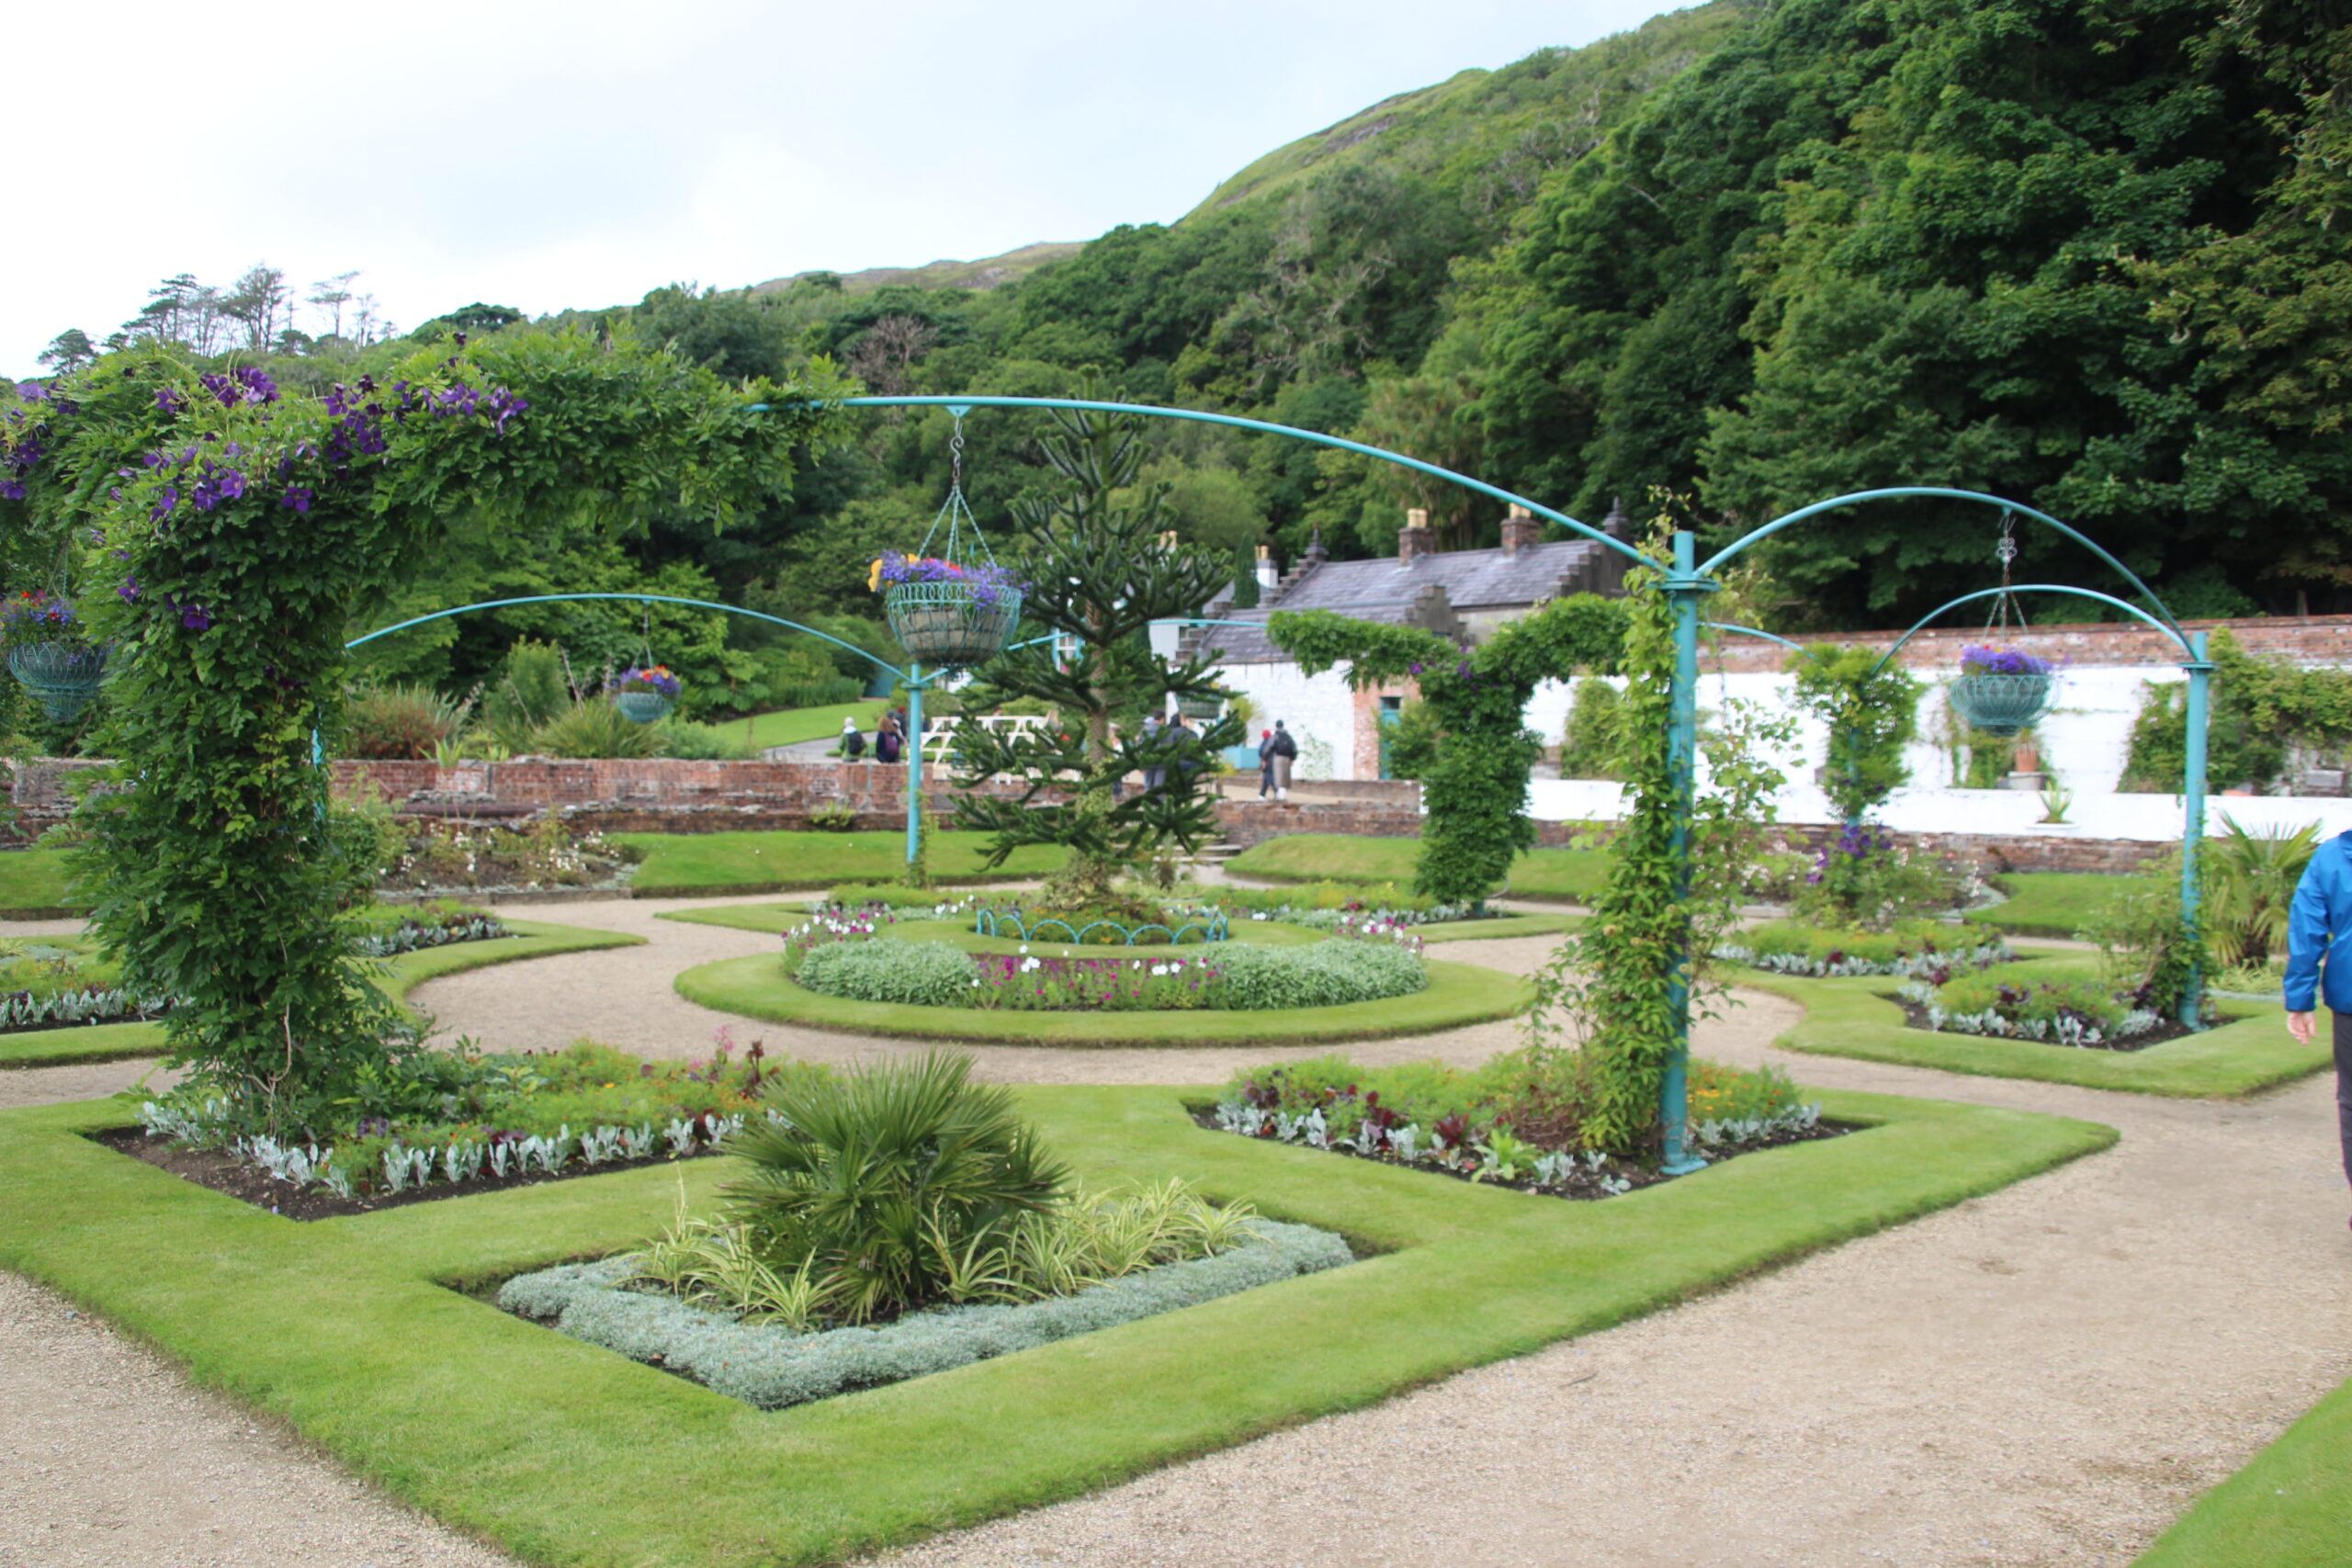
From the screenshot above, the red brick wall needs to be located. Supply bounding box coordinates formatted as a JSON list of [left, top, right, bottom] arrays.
[[1708, 613, 2352, 674]]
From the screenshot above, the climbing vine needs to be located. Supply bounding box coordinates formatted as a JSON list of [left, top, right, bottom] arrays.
[[1527, 542, 1791, 1154], [1268, 593, 1624, 907], [0, 338, 842, 1134], [1787, 643, 1919, 823]]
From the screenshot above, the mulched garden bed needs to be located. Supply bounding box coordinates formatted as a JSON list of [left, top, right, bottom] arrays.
[[1890, 998, 2196, 1054], [87, 1126, 717, 1222], [1187, 1107, 1849, 1200]]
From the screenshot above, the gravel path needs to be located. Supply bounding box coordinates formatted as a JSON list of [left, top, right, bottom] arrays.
[[3, 897, 2346, 1568]]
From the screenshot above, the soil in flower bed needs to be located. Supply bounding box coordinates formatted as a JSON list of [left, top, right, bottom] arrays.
[[87, 1126, 718, 1222], [1889, 998, 2198, 1054], [1185, 1106, 1849, 1199]]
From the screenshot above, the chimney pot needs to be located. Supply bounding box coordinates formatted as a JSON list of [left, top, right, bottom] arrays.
[[1500, 502, 1539, 558], [1399, 507, 1434, 566]]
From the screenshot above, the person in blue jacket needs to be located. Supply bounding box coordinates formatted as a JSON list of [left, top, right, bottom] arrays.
[[2280, 829, 2352, 1228]]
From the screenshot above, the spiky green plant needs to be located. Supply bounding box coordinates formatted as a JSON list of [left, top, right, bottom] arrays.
[[2208, 816, 2322, 966], [528, 698, 661, 760], [719, 1051, 1069, 1324]]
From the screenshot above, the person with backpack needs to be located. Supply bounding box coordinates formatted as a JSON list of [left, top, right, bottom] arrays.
[[1257, 728, 1277, 799], [874, 712, 902, 765], [840, 716, 866, 761], [1268, 720, 1297, 801]]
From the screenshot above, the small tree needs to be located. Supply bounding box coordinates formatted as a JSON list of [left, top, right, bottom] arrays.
[[1788, 644, 1920, 824], [947, 406, 1238, 912], [1269, 592, 1625, 906]]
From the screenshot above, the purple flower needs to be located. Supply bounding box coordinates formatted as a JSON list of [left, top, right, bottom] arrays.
[[15, 381, 46, 401], [118, 578, 140, 604], [156, 387, 184, 415], [149, 486, 179, 521], [0, 479, 22, 501], [179, 604, 213, 632], [280, 486, 314, 514], [1960, 644, 2052, 677]]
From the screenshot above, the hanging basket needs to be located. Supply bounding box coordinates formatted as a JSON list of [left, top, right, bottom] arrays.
[[885, 581, 1023, 670], [613, 690, 673, 725], [6, 641, 107, 723], [1175, 693, 1225, 722], [1950, 671, 2055, 738]]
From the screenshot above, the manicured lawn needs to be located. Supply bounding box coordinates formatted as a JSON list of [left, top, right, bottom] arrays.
[[0, 1081, 2112, 1567], [0, 919, 642, 1069], [658, 900, 1577, 945], [0, 847, 83, 918], [675, 950, 1530, 1046], [1962, 872, 2133, 939], [2134, 1372, 2352, 1568], [615, 830, 1066, 896], [1737, 951, 2326, 1097], [1226, 834, 1612, 903], [732, 700, 888, 751]]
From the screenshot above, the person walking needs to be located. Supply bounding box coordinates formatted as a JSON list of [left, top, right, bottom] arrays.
[[839, 716, 866, 761], [1139, 714, 1165, 793], [874, 712, 902, 765], [1268, 720, 1297, 802], [2283, 830, 2352, 1232], [1258, 728, 1277, 798], [1166, 715, 1198, 788]]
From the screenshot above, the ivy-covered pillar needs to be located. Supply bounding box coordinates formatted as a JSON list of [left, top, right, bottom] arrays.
[[1658, 531, 1716, 1176], [2177, 631, 2213, 1027]]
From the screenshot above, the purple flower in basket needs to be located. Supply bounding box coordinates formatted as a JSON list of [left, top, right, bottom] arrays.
[[617, 665, 682, 698], [874, 551, 1024, 609], [1960, 644, 2052, 677]]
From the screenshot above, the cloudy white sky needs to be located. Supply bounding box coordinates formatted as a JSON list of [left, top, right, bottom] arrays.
[[6, 0, 1679, 377]]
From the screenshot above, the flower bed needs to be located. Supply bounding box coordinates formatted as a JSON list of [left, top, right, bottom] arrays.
[[353, 902, 510, 957], [0, 938, 171, 1032], [1204, 1052, 1831, 1196], [1717, 919, 2014, 978], [1894, 972, 2172, 1049], [383, 818, 640, 895], [119, 1038, 804, 1215], [789, 934, 1429, 1012], [502, 1218, 1349, 1410]]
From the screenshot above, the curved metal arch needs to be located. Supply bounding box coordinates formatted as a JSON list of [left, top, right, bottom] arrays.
[[748, 393, 1657, 571], [1862, 584, 2199, 681], [1702, 620, 1810, 655], [1702, 488, 2193, 653], [344, 591, 905, 678]]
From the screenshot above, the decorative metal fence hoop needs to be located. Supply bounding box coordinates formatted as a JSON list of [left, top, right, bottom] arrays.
[[7, 641, 108, 722], [974, 907, 1229, 946]]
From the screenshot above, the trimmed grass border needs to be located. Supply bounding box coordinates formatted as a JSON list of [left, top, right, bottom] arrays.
[[0, 1082, 2114, 1567], [657, 900, 1577, 946], [1960, 871, 2132, 940], [616, 830, 1066, 897], [2132, 1371, 2352, 1568], [0, 919, 642, 1070], [1739, 953, 2326, 1098], [0, 846, 83, 919], [1223, 834, 1612, 905], [674, 951, 1532, 1046]]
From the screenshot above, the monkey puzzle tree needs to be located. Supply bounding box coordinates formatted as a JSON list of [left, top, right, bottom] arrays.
[[946, 405, 1240, 912]]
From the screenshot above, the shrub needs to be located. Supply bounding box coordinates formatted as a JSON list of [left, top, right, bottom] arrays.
[[1211, 941, 1426, 1010], [791, 939, 974, 1007], [529, 699, 661, 759], [1792, 824, 1974, 931], [1556, 676, 1624, 781], [1902, 972, 2153, 1045], [719, 1051, 1070, 1324], [656, 718, 757, 761], [481, 639, 572, 749], [344, 682, 469, 760]]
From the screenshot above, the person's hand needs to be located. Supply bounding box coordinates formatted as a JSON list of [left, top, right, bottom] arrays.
[[2287, 1010, 2318, 1045]]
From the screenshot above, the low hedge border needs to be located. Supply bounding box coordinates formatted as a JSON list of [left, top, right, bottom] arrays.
[[1736, 953, 2324, 1098], [502, 1219, 1352, 1410], [0, 919, 644, 1070], [674, 953, 1533, 1046], [0, 1083, 2112, 1568]]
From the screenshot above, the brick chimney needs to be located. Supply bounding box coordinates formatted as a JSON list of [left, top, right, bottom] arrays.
[[1398, 507, 1435, 565], [1500, 502, 1540, 557]]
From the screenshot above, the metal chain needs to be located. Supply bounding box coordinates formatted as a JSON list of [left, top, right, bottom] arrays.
[[1985, 512, 2026, 637]]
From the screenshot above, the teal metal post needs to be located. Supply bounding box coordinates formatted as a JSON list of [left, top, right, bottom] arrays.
[[2178, 631, 2213, 1027], [905, 668, 924, 866], [1659, 531, 1713, 1176]]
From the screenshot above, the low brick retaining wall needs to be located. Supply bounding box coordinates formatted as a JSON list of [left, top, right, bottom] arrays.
[[2, 755, 2177, 874]]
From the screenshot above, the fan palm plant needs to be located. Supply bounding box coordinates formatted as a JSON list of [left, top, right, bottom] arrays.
[[719, 1051, 1069, 1324], [2207, 817, 2322, 966]]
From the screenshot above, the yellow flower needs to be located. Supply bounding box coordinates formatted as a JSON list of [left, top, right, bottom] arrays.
[[867, 558, 885, 592]]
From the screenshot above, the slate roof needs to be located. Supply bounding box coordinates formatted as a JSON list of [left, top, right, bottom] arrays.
[[1195, 536, 1625, 665]]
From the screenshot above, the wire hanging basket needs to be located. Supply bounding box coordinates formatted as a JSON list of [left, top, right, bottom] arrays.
[[6, 640, 107, 723], [608, 606, 679, 724], [1949, 514, 2057, 739], [876, 412, 1023, 671]]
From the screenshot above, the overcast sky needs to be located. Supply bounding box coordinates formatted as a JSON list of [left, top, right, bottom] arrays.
[[5, 0, 1681, 377]]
